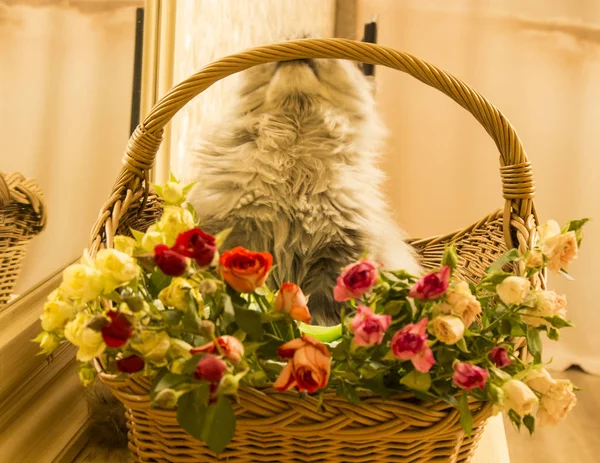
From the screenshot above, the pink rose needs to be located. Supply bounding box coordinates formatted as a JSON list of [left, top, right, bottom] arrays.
[[351, 305, 392, 347], [489, 346, 513, 368], [275, 283, 312, 323], [452, 362, 489, 390], [391, 318, 435, 372], [333, 259, 379, 302], [194, 354, 227, 383], [408, 266, 451, 300]]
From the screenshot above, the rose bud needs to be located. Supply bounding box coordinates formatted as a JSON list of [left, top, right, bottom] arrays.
[[275, 283, 311, 323], [101, 311, 134, 348], [194, 354, 227, 383], [408, 266, 451, 300], [431, 315, 465, 345], [173, 228, 217, 267], [117, 355, 145, 373], [333, 259, 379, 302], [452, 362, 489, 390], [502, 380, 539, 417], [191, 335, 245, 364], [489, 346, 513, 368], [154, 244, 187, 276], [496, 276, 531, 306]]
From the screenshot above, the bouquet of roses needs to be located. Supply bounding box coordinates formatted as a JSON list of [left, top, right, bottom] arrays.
[[34, 177, 588, 454]]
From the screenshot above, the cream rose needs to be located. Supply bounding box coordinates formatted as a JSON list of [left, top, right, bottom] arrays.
[[431, 315, 465, 345], [522, 290, 568, 327], [524, 368, 556, 394], [141, 224, 167, 253], [64, 313, 106, 361], [444, 281, 482, 327], [130, 331, 171, 365], [543, 231, 578, 274], [159, 277, 199, 311], [95, 248, 140, 292], [537, 379, 577, 426], [60, 263, 104, 303], [34, 332, 61, 355], [113, 236, 138, 255], [538, 220, 561, 242], [158, 206, 195, 245], [525, 250, 544, 269], [502, 379, 539, 417], [496, 276, 531, 306], [162, 181, 185, 205], [40, 292, 75, 332]]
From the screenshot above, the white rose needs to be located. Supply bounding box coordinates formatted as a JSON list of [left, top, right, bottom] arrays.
[[162, 182, 185, 205], [40, 292, 75, 331], [158, 206, 195, 246], [537, 379, 577, 426], [502, 380, 539, 417], [113, 236, 138, 255], [524, 368, 556, 394], [523, 290, 568, 327], [95, 249, 140, 292], [34, 331, 61, 355], [444, 281, 482, 327], [496, 276, 531, 306], [64, 313, 106, 361], [130, 331, 171, 365], [60, 263, 104, 303], [431, 315, 465, 345], [141, 224, 167, 253]]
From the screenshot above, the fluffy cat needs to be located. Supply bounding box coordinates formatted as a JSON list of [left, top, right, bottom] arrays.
[[187, 58, 421, 324]]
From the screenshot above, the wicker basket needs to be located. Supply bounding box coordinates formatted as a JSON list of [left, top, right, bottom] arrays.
[[91, 39, 540, 462], [0, 172, 46, 306]]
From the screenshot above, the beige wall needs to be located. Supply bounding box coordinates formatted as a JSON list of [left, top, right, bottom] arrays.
[[356, 0, 600, 373], [1, 2, 141, 294]]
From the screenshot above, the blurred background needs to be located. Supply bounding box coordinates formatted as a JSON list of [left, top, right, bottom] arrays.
[[1, 1, 598, 461]]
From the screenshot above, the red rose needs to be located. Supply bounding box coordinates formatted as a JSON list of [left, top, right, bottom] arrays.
[[194, 354, 227, 383], [219, 247, 273, 293], [154, 244, 188, 276], [173, 228, 216, 267], [333, 259, 379, 302], [117, 355, 145, 373], [489, 346, 513, 368], [101, 311, 133, 348], [452, 362, 489, 390], [408, 266, 451, 300]]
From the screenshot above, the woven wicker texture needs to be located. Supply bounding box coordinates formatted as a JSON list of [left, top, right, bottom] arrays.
[[0, 172, 46, 306], [91, 38, 540, 462]]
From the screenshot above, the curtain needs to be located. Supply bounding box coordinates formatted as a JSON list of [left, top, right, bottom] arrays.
[[355, 0, 600, 375], [0, 2, 139, 295]]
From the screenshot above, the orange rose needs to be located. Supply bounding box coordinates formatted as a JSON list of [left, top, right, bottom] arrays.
[[274, 283, 311, 323], [190, 335, 245, 363], [219, 247, 273, 293], [273, 335, 331, 394]]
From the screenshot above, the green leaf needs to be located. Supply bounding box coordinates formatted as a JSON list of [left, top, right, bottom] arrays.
[[336, 381, 360, 404], [458, 393, 473, 437], [148, 270, 172, 297], [200, 396, 236, 455], [215, 228, 233, 249], [488, 249, 521, 273], [298, 322, 343, 342], [400, 370, 431, 392], [162, 310, 183, 325], [182, 181, 197, 196], [547, 327, 560, 341], [169, 172, 178, 183], [562, 218, 590, 247], [182, 354, 204, 375], [456, 337, 470, 354], [508, 409, 522, 430], [153, 373, 186, 398], [152, 184, 164, 197], [510, 320, 527, 337], [526, 327, 543, 364], [234, 306, 264, 339], [176, 384, 211, 439], [439, 394, 459, 407], [442, 245, 459, 271], [130, 228, 145, 243], [543, 316, 573, 329], [523, 414, 535, 436]]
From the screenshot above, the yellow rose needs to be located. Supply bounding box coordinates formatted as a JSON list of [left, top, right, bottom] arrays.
[[64, 313, 106, 361], [522, 290, 568, 327], [113, 236, 138, 255], [77, 363, 97, 387], [130, 331, 171, 365], [34, 331, 61, 355], [170, 358, 187, 374], [162, 181, 185, 205], [537, 379, 577, 426], [431, 315, 465, 345], [141, 224, 167, 253], [95, 249, 140, 292], [169, 338, 193, 361], [159, 277, 200, 311], [60, 263, 104, 303], [444, 281, 482, 327], [158, 206, 195, 245], [496, 276, 531, 306], [502, 380, 539, 417], [40, 291, 75, 331]]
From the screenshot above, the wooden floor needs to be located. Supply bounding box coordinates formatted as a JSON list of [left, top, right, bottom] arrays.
[[74, 368, 599, 462]]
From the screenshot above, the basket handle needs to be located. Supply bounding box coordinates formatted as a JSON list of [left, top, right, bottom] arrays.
[[90, 38, 537, 255]]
